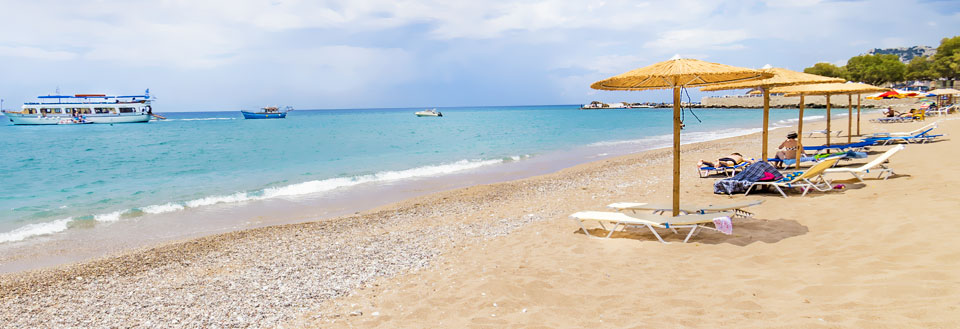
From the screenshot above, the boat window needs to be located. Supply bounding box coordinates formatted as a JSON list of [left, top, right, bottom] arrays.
[[94, 107, 114, 114], [80, 108, 92, 114], [119, 107, 135, 113], [54, 108, 62, 113], [24, 108, 37, 114]]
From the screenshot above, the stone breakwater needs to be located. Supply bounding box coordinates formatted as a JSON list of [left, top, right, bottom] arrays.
[[701, 95, 918, 108]]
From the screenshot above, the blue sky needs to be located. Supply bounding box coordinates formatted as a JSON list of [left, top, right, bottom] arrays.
[[0, 0, 957, 111]]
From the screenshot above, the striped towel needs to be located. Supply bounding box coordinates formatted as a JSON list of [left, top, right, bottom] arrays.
[[713, 216, 733, 235]]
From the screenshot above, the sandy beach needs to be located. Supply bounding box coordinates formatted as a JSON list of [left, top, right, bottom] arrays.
[[3, 112, 959, 328]]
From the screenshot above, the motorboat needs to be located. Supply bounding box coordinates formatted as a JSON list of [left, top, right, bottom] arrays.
[[415, 109, 442, 117], [241, 106, 292, 119]]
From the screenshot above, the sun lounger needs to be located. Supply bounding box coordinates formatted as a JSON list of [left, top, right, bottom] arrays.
[[823, 144, 904, 182], [745, 158, 840, 197], [868, 121, 939, 138], [803, 141, 874, 154], [607, 200, 763, 218], [569, 211, 736, 243], [862, 127, 942, 145], [807, 129, 843, 137], [870, 117, 914, 123], [697, 161, 749, 178], [768, 152, 846, 167]]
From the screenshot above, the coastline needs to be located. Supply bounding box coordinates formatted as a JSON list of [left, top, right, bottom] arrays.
[[4, 112, 955, 327], [0, 108, 817, 273]]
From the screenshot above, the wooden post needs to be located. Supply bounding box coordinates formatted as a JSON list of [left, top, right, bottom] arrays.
[[857, 94, 861, 136], [762, 87, 770, 161], [796, 94, 805, 170], [847, 94, 852, 144], [826, 94, 832, 146], [672, 86, 682, 217]]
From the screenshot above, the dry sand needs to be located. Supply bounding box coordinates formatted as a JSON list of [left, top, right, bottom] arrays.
[[2, 112, 958, 328], [295, 115, 960, 328]]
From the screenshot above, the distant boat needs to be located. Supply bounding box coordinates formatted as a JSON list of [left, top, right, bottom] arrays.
[[415, 109, 442, 117], [241, 106, 292, 119], [2, 91, 154, 125], [633, 104, 655, 108]]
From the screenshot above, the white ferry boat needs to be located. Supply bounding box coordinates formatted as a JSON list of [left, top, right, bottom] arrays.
[[2, 90, 154, 125]]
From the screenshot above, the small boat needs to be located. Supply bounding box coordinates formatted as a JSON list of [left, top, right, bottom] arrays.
[[241, 106, 292, 119], [415, 109, 442, 117]]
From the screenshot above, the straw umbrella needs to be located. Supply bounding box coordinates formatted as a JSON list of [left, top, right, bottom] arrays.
[[591, 57, 772, 216], [700, 67, 844, 161], [770, 83, 888, 167], [929, 88, 960, 108]]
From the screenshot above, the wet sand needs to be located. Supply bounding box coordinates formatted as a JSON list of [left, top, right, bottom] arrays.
[[2, 112, 958, 328]]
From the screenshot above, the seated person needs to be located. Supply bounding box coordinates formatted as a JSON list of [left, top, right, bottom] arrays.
[[884, 107, 897, 117], [699, 152, 753, 168], [772, 132, 805, 167]]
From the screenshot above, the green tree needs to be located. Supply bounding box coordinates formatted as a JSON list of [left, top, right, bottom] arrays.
[[845, 54, 906, 85], [905, 56, 938, 81], [933, 35, 960, 80], [803, 62, 847, 79]]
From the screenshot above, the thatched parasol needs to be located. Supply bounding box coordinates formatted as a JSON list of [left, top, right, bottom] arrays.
[[591, 57, 772, 216], [929, 88, 960, 107], [771, 83, 888, 165], [701, 67, 844, 162]]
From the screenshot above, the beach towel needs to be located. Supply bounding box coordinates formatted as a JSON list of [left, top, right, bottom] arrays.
[[713, 216, 733, 235], [714, 162, 783, 194]]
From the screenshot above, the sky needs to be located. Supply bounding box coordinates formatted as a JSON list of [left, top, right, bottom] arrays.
[[0, 0, 957, 111]]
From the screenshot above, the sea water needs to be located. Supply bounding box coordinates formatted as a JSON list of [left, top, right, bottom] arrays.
[[0, 105, 841, 246]]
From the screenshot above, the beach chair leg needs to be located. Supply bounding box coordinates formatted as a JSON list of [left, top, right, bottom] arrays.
[[851, 172, 864, 183], [605, 223, 623, 238], [647, 225, 669, 244], [574, 218, 595, 238], [683, 226, 699, 243], [773, 185, 789, 198]]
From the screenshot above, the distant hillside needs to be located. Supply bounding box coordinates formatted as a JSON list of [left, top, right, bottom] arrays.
[[867, 46, 936, 63]]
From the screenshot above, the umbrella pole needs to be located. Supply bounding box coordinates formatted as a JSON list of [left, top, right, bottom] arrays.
[[847, 94, 852, 144], [762, 87, 770, 161], [826, 95, 831, 146], [672, 86, 681, 217], [857, 94, 861, 136], [796, 95, 805, 170]]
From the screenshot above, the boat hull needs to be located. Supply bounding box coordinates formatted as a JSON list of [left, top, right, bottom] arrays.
[[241, 111, 287, 119], [4, 113, 150, 125]]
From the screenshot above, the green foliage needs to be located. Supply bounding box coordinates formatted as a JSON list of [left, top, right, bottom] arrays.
[[845, 54, 905, 85], [906, 56, 937, 81], [933, 36, 960, 80], [803, 63, 847, 79]]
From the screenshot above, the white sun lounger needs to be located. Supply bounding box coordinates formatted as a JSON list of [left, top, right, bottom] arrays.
[[824, 144, 904, 182], [808, 129, 843, 137], [868, 121, 939, 138], [569, 211, 736, 243], [607, 200, 763, 218], [745, 158, 839, 198]]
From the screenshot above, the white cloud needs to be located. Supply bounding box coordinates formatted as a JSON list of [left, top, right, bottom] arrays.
[[643, 29, 751, 52], [0, 46, 77, 60]]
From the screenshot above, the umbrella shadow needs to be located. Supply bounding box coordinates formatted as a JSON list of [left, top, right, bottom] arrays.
[[574, 217, 808, 246]]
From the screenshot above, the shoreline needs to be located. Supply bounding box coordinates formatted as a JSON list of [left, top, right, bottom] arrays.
[[0, 108, 827, 273], [3, 112, 936, 327]]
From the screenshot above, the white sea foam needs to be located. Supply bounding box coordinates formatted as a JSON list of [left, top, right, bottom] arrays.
[[0, 218, 72, 243], [94, 210, 128, 222], [261, 158, 505, 199], [141, 203, 186, 214], [0, 157, 520, 243], [184, 192, 254, 208]]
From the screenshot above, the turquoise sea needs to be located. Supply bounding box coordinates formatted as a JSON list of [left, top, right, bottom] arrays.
[[0, 105, 834, 244]]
